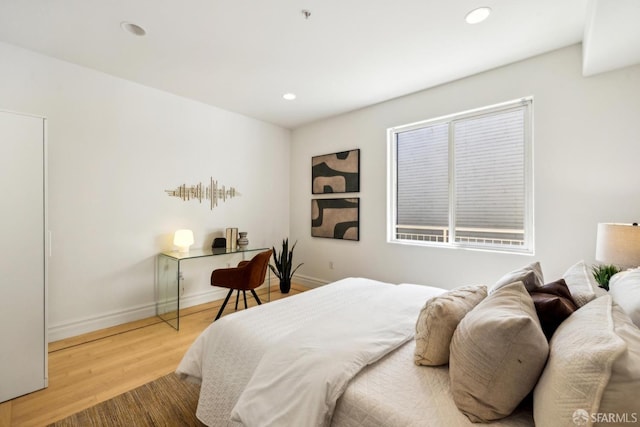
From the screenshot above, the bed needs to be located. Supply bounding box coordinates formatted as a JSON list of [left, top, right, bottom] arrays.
[[177, 263, 640, 426], [176, 277, 534, 426]]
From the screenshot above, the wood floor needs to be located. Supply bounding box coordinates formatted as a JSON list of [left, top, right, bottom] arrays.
[[0, 283, 308, 427]]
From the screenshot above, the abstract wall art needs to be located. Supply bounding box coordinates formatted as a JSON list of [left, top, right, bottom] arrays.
[[311, 198, 359, 241], [165, 177, 239, 211], [312, 149, 360, 194]]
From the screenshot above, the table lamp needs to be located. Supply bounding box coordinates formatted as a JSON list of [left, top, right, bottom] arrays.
[[174, 229, 194, 253], [595, 223, 640, 268]]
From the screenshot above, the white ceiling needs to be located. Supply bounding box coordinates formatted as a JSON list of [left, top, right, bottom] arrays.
[[0, 0, 638, 129]]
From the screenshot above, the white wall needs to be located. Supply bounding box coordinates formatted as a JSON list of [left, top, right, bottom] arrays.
[[0, 42, 291, 341], [291, 44, 640, 289], [2, 40, 638, 340]]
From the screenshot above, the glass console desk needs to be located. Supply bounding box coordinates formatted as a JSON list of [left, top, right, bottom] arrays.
[[156, 247, 269, 330]]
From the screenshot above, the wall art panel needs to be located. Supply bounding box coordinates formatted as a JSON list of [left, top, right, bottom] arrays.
[[311, 149, 359, 194], [311, 198, 359, 241]]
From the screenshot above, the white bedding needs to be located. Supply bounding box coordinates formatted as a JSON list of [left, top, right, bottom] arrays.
[[176, 277, 534, 427], [332, 341, 534, 427], [230, 281, 439, 426]]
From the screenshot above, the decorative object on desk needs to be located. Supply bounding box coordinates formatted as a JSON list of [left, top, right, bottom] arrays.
[[165, 177, 240, 211], [212, 237, 226, 249], [311, 198, 360, 241], [173, 229, 194, 253], [269, 238, 303, 294], [237, 232, 249, 248], [312, 149, 360, 194], [591, 264, 621, 291], [225, 228, 238, 250], [595, 222, 640, 268]]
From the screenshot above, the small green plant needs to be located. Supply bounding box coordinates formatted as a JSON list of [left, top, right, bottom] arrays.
[[591, 264, 621, 291], [269, 238, 303, 293]]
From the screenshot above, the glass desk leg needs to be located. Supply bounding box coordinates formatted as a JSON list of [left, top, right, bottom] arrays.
[[156, 254, 180, 330]]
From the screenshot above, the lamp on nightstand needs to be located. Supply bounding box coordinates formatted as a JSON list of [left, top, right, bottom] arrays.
[[596, 223, 640, 268], [174, 229, 194, 253]]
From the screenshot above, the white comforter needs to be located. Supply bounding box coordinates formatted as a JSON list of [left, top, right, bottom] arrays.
[[230, 280, 439, 426], [176, 277, 444, 426], [176, 277, 535, 427]]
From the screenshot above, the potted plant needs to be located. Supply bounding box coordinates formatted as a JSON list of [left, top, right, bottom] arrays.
[[270, 238, 303, 293], [591, 264, 621, 291]]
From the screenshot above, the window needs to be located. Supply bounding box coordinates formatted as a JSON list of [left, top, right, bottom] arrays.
[[387, 98, 533, 253]]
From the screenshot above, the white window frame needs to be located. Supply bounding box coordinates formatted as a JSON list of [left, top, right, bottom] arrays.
[[387, 97, 534, 254]]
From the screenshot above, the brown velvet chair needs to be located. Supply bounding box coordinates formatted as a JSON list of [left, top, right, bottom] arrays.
[[211, 250, 272, 320]]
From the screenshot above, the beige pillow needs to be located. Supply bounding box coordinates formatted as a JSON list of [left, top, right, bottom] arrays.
[[533, 295, 640, 426], [450, 281, 549, 422], [563, 260, 606, 307], [414, 285, 487, 366], [490, 261, 544, 294]]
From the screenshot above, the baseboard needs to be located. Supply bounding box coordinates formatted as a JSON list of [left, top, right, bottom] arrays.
[[48, 302, 158, 342], [48, 284, 269, 342], [292, 273, 329, 288], [179, 287, 229, 309]]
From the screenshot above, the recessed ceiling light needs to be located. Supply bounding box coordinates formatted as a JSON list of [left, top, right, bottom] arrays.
[[465, 7, 491, 24], [283, 93, 297, 101], [120, 21, 147, 36]]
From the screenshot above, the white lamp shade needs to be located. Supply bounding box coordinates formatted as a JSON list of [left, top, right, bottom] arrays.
[[595, 223, 640, 268], [173, 229, 194, 253]]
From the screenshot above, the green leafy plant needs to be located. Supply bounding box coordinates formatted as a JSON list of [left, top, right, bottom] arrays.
[[269, 238, 303, 293], [591, 264, 621, 291]]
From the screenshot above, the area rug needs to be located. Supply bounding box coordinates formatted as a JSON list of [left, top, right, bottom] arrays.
[[48, 373, 205, 426]]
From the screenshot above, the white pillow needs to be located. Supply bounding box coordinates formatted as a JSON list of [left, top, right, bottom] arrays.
[[562, 260, 606, 307], [609, 268, 640, 328], [414, 285, 487, 366], [450, 281, 549, 422], [533, 295, 640, 426]]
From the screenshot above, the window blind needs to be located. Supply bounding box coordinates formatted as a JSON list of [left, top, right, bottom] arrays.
[[391, 98, 532, 251]]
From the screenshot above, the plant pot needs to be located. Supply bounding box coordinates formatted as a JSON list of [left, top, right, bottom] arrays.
[[279, 278, 291, 294]]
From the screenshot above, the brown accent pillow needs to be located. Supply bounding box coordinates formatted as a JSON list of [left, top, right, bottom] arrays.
[[528, 279, 578, 340]]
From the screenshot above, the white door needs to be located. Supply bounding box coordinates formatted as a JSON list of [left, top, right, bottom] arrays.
[[0, 111, 47, 402]]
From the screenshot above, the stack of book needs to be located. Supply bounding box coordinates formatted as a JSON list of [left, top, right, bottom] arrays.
[[225, 227, 238, 250]]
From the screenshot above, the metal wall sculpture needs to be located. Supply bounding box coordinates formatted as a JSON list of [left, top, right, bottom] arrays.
[[165, 177, 239, 211]]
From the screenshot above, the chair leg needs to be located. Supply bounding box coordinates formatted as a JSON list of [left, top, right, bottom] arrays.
[[250, 289, 262, 305], [215, 289, 234, 321], [214, 289, 263, 321]]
